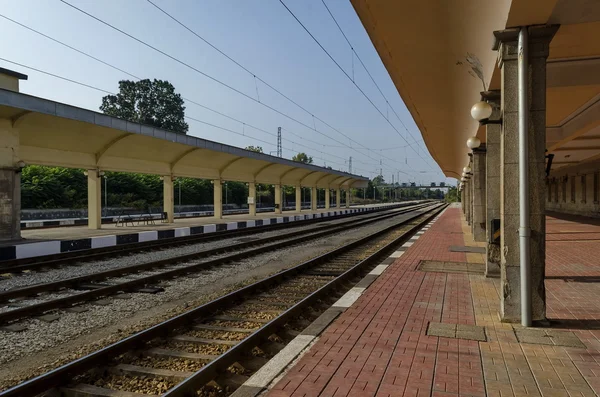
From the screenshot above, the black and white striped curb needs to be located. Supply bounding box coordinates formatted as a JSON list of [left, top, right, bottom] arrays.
[[1, 205, 404, 261], [229, 207, 447, 397]]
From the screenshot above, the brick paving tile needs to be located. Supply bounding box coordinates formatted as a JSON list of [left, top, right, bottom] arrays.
[[265, 207, 600, 397]]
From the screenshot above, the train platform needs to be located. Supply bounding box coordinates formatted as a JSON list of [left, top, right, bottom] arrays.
[[0, 203, 409, 261], [258, 205, 600, 397]]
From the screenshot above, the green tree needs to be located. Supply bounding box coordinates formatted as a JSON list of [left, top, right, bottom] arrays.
[[446, 186, 460, 202], [292, 152, 313, 164], [245, 145, 263, 153], [372, 175, 385, 186], [100, 79, 189, 134]]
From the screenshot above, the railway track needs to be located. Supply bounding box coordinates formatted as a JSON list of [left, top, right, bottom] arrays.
[[0, 203, 446, 397], [2, 203, 419, 270], [0, 203, 435, 325]]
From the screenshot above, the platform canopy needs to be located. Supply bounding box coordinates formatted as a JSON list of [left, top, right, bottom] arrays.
[[351, 0, 600, 178], [0, 88, 368, 189]]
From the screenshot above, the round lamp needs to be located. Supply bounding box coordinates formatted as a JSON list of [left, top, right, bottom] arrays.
[[471, 101, 493, 121], [466, 136, 481, 149]]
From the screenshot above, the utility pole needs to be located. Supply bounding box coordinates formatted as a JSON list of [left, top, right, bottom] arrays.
[[277, 127, 282, 157], [348, 156, 353, 174], [392, 174, 394, 185]]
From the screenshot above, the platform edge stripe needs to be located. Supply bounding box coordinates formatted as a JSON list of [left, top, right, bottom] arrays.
[[0, 246, 17, 261], [60, 238, 92, 252], [174, 227, 191, 237], [243, 334, 315, 389], [369, 264, 389, 276], [332, 287, 365, 308], [138, 230, 158, 242], [389, 250, 405, 258], [90, 235, 117, 249], [15, 240, 61, 259]]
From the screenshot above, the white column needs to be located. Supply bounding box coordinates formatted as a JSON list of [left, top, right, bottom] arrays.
[[163, 175, 174, 223], [325, 188, 331, 209], [274, 184, 282, 214], [213, 179, 223, 219], [336, 188, 341, 208], [248, 182, 256, 217], [295, 185, 302, 212], [87, 170, 102, 229], [311, 187, 317, 211], [0, 120, 21, 240], [345, 189, 350, 208]]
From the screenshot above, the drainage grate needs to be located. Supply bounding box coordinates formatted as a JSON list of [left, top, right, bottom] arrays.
[[513, 328, 586, 348], [449, 245, 486, 253], [418, 260, 485, 275], [426, 322, 487, 341]]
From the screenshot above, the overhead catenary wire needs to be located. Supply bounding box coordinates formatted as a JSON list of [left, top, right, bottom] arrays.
[[278, 0, 436, 170], [0, 57, 373, 175], [0, 13, 400, 177], [142, 0, 417, 175], [320, 0, 425, 156], [57, 0, 412, 177]]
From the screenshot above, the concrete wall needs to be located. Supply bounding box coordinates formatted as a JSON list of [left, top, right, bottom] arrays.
[[547, 162, 600, 217]]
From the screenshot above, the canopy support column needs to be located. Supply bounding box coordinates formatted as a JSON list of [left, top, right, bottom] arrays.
[[336, 188, 341, 208], [325, 188, 331, 209], [311, 187, 317, 211], [0, 120, 21, 240], [295, 185, 301, 212], [248, 182, 256, 217], [274, 184, 282, 214], [213, 179, 223, 219], [87, 170, 102, 230]]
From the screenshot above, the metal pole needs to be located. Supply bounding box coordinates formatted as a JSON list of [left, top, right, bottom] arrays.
[[518, 26, 531, 327], [178, 179, 181, 213], [225, 183, 228, 206]]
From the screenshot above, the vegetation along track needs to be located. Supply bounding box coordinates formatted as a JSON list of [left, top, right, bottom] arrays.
[[0, 203, 435, 324], [0, 203, 446, 397], [1, 203, 419, 271]]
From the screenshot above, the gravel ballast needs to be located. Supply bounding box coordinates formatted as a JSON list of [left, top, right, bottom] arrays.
[[0, 206, 433, 391]]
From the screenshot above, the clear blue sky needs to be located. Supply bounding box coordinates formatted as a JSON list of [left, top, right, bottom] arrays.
[[0, 0, 453, 185]]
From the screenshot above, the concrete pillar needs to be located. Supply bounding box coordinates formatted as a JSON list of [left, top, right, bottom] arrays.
[[274, 184, 282, 214], [0, 120, 21, 240], [496, 26, 557, 322], [461, 186, 465, 214], [295, 185, 301, 212], [311, 187, 317, 211], [162, 175, 174, 223], [87, 170, 102, 229], [465, 179, 471, 225], [248, 182, 256, 217], [213, 179, 223, 219], [325, 188, 331, 209], [336, 188, 341, 208], [484, 92, 502, 277], [345, 189, 350, 208], [472, 146, 487, 242]]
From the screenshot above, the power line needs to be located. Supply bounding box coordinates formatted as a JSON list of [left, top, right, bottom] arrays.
[[0, 57, 112, 94], [144, 0, 405, 166], [57, 0, 412, 176], [278, 0, 435, 170], [320, 0, 425, 156], [142, 0, 418, 176], [0, 57, 363, 174], [1, 11, 392, 177]]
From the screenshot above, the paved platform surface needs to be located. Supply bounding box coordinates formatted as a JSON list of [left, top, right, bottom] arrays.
[[266, 205, 600, 397], [17, 203, 401, 242]]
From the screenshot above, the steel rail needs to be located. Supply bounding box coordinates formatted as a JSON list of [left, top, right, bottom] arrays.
[[1, 203, 418, 269], [0, 203, 435, 324], [0, 204, 445, 397]]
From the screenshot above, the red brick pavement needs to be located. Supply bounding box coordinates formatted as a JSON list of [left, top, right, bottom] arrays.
[[267, 208, 600, 397]]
